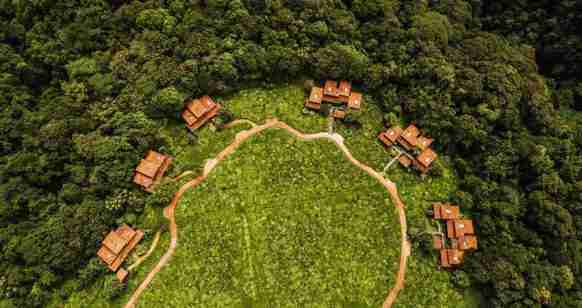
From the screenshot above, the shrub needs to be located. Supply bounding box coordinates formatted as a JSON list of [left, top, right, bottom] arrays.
[[101, 274, 126, 300]]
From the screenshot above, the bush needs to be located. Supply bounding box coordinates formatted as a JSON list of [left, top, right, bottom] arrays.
[[77, 258, 106, 289], [151, 87, 186, 118], [101, 274, 126, 300]]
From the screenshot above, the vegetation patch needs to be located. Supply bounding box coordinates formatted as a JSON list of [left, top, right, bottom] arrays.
[[56, 85, 475, 307]]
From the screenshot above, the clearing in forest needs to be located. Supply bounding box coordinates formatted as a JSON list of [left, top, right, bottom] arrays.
[[57, 84, 479, 308]]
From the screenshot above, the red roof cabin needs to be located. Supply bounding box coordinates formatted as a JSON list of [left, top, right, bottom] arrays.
[[182, 96, 221, 130], [305, 87, 323, 110], [97, 224, 144, 280], [323, 80, 338, 97], [331, 109, 346, 119], [398, 125, 421, 150], [452, 235, 478, 251], [414, 148, 438, 174], [417, 136, 434, 150], [338, 80, 351, 97], [433, 203, 461, 220], [305, 80, 364, 111], [433, 234, 444, 250], [348, 92, 362, 110], [398, 155, 412, 168], [440, 249, 464, 268], [378, 126, 403, 147], [133, 150, 173, 192], [446, 219, 475, 238]]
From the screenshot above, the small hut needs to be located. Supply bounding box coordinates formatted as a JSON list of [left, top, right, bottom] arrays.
[[417, 136, 434, 150], [305, 87, 323, 110], [331, 108, 346, 119], [97, 224, 144, 281], [133, 150, 173, 192], [414, 148, 437, 174], [182, 96, 221, 130], [378, 126, 403, 147], [324, 80, 339, 97], [338, 80, 351, 97], [398, 155, 412, 167], [433, 203, 461, 220], [440, 249, 464, 268], [348, 92, 362, 110], [446, 219, 475, 238], [452, 235, 478, 251], [397, 124, 420, 150], [432, 234, 444, 250], [304, 80, 363, 112]]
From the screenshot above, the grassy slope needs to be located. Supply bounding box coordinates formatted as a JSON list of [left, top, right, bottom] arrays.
[[57, 84, 475, 307]]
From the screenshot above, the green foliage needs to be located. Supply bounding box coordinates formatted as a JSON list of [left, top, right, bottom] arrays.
[[150, 86, 186, 117], [66, 57, 99, 79], [101, 274, 126, 300], [412, 11, 453, 47], [313, 43, 369, 80], [136, 9, 176, 34], [1, 1, 582, 307]]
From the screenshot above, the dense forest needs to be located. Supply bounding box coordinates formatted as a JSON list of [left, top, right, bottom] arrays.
[[1, 0, 581, 307]]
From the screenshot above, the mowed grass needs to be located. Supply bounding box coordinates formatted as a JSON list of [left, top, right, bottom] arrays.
[[57, 83, 477, 307]]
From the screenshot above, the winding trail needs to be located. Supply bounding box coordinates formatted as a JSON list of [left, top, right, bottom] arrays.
[[127, 229, 162, 272], [124, 118, 411, 308]]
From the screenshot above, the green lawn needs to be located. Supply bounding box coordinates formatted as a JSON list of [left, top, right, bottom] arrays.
[[56, 83, 477, 307]]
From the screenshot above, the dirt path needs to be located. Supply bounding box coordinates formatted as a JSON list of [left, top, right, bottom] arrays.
[[125, 119, 411, 308], [127, 229, 162, 272]]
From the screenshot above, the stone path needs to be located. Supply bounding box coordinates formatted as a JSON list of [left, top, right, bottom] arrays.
[[124, 118, 411, 308]]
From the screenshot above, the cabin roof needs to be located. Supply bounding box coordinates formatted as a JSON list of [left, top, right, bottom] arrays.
[[457, 235, 478, 250], [447, 219, 475, 238], [385, 126, 403, 142], [135, 159, 161, 179], [417, 148, 437, 168], [433, 203, 461, 220], [97, 224, 144, 272], [324, 80, 338, 97], [399, 125, 420, 147], [338, 80, 351, 97], [182, 96, 221, 129], [398, 155, 412, 167], [432, 234, 444, 250], [309, 87, 323, 104], [348, 92, 362, 109], [417, 136, 434, 150], [133, 150, 172, 191], [186, 96, 217, 118]]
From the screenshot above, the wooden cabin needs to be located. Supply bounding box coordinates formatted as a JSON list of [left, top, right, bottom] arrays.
[[305, 87, 323, 110], [440, 249, 464, 268], [348, 92, 362, 110], [97, 224, 144, 281], [182, 96, 221, 130], [446, 219, 475, 238], [331, 108, 346, 119], [398, 155, 412, 167], [133, 150, 173, 192], [378, 126, 403, 147], [414, 148, 437, 174], [398, 125, 420, 150], [452, 235, 478, 251], [304, 80, 363, 112], [116, 268, 129, 282], [417, 136, 434, 150], [433, 203, 461, 220], [338, 80, 351, 97], [323, 80, 338, 97], [433, 234, 444, 250]]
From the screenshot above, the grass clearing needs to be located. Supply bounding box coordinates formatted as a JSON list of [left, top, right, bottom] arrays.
[[56, 83, 476, 307]]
